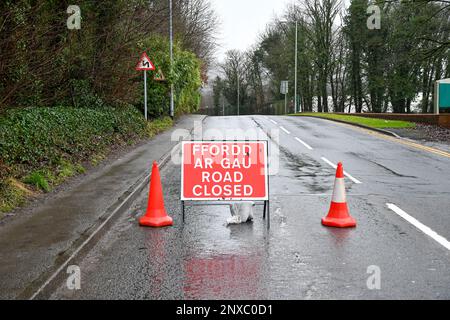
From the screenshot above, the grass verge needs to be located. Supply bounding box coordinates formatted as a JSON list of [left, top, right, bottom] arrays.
[[292, 113, 416, 129]]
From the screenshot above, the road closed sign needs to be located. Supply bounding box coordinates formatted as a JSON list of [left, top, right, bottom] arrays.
[[181, 141, 269, 201]]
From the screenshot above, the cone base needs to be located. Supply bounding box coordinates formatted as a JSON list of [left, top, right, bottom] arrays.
[[322, 216, 356, 228], [139, 214, 173, 228]]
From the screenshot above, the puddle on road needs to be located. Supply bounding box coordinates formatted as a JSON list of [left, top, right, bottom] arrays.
[[183, 253, 265, 299]]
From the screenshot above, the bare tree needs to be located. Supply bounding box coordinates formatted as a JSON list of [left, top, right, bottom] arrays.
[[220, 50, 248, 113], [175, 0, 219, 74], [304, 0, 341, 112]]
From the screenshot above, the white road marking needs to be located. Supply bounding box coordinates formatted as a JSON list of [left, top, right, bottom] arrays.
[[295, 137, 313, 150], [387, 203, 450, 251], [270, 119, 278, 125], [321, 157, 362, 184], [279, 126, 290, 134]]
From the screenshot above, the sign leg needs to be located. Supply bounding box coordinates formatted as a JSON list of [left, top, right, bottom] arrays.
[[267, 200, 270, 230], [144, 71, 148, 121], [181, 201, 185, 223], [263, 201, 267, 220]]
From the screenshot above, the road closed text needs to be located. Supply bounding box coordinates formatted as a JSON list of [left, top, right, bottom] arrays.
[[181, 142, 268, 201]]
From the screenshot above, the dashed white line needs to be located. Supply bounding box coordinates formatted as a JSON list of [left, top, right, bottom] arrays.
[[321, 157, 362, 184], [295, 137, 313, 150], [270, 119, 278, 125], [387, 203, 450, 251], [279, 126, 290, 134]]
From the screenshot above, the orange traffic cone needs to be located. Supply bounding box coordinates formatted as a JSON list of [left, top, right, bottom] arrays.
[[322, 162, 356, 228], [139, 161, 173, 228]]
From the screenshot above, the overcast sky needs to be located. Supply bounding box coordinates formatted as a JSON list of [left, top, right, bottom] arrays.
[[210, 0, 294, 63]]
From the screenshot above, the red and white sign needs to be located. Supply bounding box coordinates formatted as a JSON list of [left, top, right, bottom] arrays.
[[181, 141, 269, 201], [136, 52, 155, 71]]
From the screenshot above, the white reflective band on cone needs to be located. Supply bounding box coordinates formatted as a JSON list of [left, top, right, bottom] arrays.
[[331, 178, 346, 203]]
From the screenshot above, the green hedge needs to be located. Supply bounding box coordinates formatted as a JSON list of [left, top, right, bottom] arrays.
[[0, 105, 173, 213], [0, 106, 149, 170]]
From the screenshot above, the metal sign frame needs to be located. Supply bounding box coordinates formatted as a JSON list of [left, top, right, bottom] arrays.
[[180, 140, 271, 229]]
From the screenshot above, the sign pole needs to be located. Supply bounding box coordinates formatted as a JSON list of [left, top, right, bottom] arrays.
[[222, 93, 225, 116], [237, 72, 240, 116], [285, 93, 287, 114], [281, 80, 289, 115], [435, 81, 439, 115], [294, 20, 298, 113], [136, 52, 155, 121], [144, 70, 148, 121]]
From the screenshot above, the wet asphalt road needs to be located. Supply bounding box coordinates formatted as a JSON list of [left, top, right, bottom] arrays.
[[50, 115, 450, 299]]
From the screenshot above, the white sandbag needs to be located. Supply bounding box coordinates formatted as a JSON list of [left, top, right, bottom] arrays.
[[227, 202, 255, 225]]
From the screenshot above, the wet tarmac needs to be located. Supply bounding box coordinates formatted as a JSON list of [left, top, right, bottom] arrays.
[[47, 116, 450, 299]]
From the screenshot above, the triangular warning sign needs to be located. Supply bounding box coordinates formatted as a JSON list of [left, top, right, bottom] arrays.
[[153, 68, 166, 82], [136, 52, 155, 71]]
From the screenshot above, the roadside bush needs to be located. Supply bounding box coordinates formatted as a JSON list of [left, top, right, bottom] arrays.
[[137, 35, 202, 118], [0, 105, 173, 213], [0, 105, 147, 169], [70, 79, 106, 109], [23, 171, 51, 193]]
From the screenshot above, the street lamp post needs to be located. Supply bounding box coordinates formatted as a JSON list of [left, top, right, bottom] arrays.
[[237, 71, 240, 116], [281, 19, 299, 114], [222, 93, 225, 116], [285, 91, 287, 114], [294, 21, 299, 113], [169, 0, 174, 119]]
